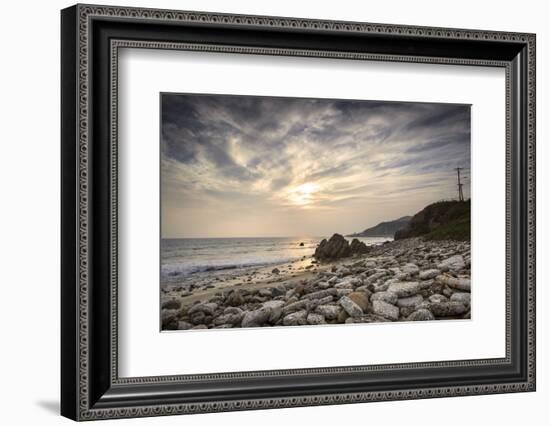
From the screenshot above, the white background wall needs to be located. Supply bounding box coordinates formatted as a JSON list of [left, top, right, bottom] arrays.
[[0, 0, 546, 424]]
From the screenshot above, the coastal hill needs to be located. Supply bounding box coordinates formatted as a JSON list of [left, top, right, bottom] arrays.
[[394, 199, 470, 241], [347, 216, 411, 238]]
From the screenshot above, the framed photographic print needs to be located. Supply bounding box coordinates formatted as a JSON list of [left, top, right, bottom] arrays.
[[61, 4, 536, 421]]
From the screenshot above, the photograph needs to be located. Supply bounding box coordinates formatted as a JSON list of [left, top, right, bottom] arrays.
[[159, 93, 472, 331]]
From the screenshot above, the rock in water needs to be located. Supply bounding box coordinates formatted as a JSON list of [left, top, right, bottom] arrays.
[[350, 238, 370, 255], [314, 234, 351, 260]]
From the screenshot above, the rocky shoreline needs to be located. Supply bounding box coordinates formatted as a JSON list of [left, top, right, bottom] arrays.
[[161, 237, 471, 331]]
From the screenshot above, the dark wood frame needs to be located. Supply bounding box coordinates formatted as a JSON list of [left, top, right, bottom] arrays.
[[61, 4, 536, 421]]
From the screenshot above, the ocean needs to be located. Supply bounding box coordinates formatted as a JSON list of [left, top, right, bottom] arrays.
[[160, 236, 391, 288]]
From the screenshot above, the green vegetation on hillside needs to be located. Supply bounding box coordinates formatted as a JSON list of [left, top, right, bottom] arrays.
[[394, 200, 470, 241], [347, 215, 412, 237]]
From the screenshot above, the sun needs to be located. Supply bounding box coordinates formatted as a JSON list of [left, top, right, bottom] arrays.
[[286, 182, 321, 207]]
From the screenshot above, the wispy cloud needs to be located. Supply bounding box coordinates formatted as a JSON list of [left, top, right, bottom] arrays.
[[161, 94, 470, 238]]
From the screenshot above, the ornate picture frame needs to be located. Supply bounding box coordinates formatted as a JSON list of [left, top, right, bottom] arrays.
[[61, 4, 535, 421]]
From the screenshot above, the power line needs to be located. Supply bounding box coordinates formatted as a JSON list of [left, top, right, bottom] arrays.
[[455, 167, 464, 202]]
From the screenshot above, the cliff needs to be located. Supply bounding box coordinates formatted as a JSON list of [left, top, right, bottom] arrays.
[[394, 200, 470, 241]]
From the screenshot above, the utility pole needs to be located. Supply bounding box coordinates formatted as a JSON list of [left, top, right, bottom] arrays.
[[455, 167, 464, 202]]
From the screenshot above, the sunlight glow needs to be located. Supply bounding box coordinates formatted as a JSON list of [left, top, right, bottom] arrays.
[[286, 182, 321, 207]]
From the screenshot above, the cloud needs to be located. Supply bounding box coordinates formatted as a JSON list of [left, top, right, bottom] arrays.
[[161, 94, 470, 237]]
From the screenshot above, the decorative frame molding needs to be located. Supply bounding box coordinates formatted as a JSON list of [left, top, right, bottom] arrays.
[[61, 4, 535, 421]]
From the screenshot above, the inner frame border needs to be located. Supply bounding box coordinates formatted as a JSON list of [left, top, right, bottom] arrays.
[[110, 39, 511, 387]]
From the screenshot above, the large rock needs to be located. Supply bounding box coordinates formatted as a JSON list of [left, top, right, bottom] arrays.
[[161, 299, 181, 310], [213, 311, 244, 326], [241, 307, 271, 328], [401, 263, 420, 275], [224, 306, 243, 315], [372, 300, 399, 320], [372, 278, 394, 293], [161, 309, 178, 329], [347, 292, 370, 312], [365, 271, 388, 284], [436, 274, 471, 292], [302, 288, 337, 300], [337, 288, 353, 298], [189, 311, 206, 325], [437, 255, 466, 272], [314, 234, 351, 260], [315, 304, 340, 320], [334, 280, 354, 289], [371, 291, 398, 305], [263, 300, 286, 323], [226, 290, 245, 307], [429, 301, 468, 317], [396, 295, 423, 308], [177, 321, 193, 330], [429, 294, 448, 303], [188, 302, 218, 316], [283, 310, 308, 326], [400, 305, 416, 317], [316, 295, 334, 305], [419, 269, 440, 280], [282, 300, 308, 315], [259, 288, 273, 297], [307, 313, 326, 325], [450, 292, 471, 307], [406, 309, 435, 321], [350, 238, 370, 255], [387, 281, 421, 297], [339, 296, 365, 317]]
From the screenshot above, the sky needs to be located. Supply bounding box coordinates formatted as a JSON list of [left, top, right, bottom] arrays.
[[161, 94, 470, 238]]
